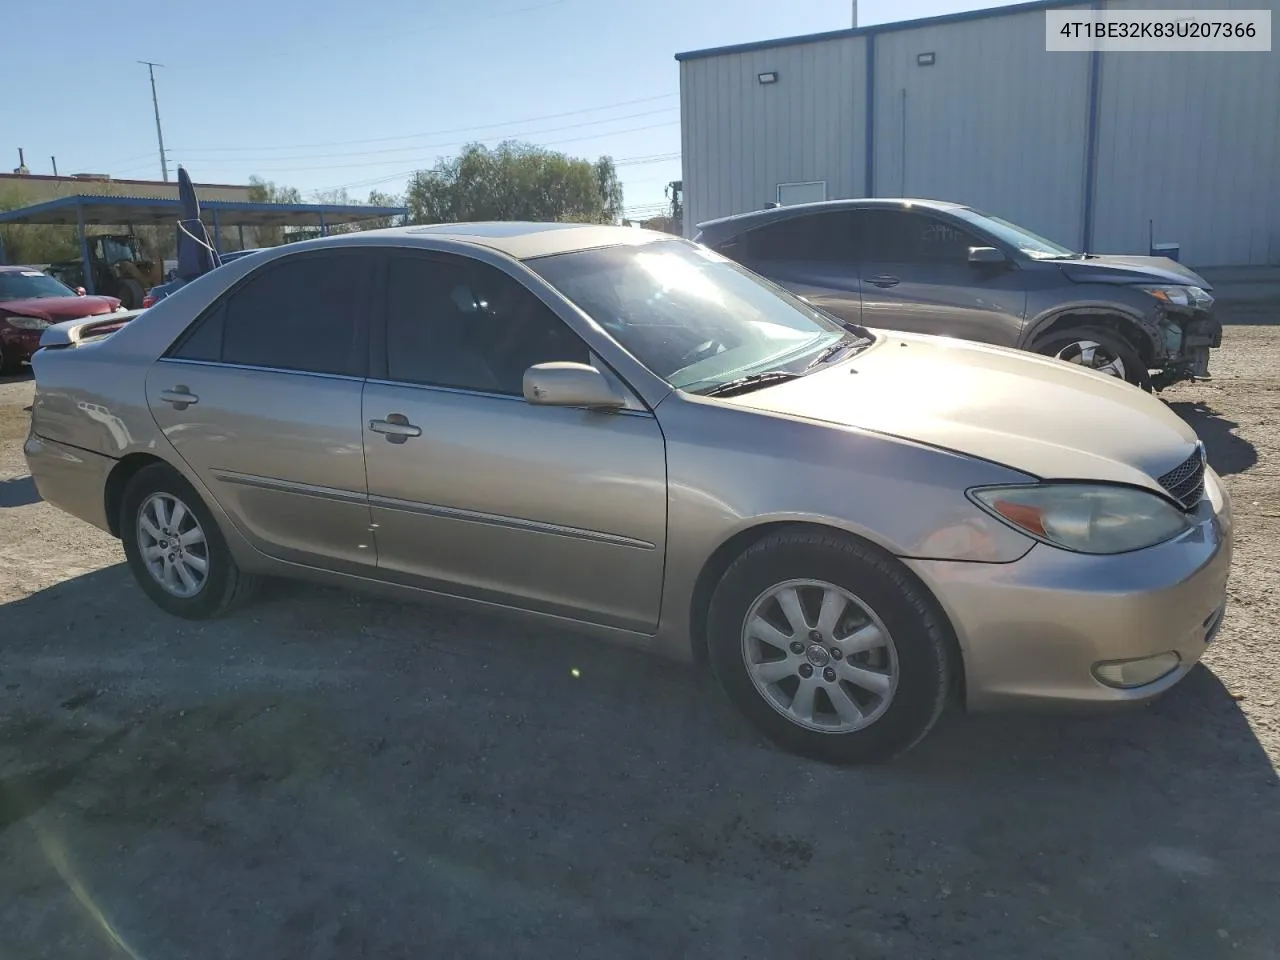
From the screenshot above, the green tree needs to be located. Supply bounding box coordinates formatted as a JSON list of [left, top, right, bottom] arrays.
[[0, 189, 79, 266], [406, 142, 624, 225], [247, 176, 303, 205], [594, 156, 624, 224], [247, 176, 303, 246]]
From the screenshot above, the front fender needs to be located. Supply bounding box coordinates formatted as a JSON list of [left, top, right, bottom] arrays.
[[1018, 301, 1160, 354]]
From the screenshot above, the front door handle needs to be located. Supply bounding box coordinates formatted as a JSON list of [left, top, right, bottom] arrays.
[[369, 413, 422, 444], [868, 275, 900, 288], [159, 386, 199, 410]]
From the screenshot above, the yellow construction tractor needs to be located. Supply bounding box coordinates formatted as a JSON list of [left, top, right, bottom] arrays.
[[46, 234, 164, 309]]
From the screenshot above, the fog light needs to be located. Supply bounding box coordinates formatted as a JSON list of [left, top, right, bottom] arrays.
[[1092, 652, 1181, 689]]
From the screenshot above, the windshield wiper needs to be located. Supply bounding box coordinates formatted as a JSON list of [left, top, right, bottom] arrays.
[[805, 334, 873, 370], [699, 371, 803, 398]]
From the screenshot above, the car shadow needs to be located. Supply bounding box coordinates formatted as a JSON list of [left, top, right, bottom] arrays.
[[0, 475, 40, 508], [1167, 399, 1258, 476], [0, 368, 33, 385], [2, 567, 1276, 956]]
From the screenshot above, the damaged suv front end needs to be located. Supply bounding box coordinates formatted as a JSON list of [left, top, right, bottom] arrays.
[[1048, 256, 1223, 391], [1137, 282, 1221, 389]]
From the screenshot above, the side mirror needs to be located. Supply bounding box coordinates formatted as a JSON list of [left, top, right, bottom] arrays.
[[76, 287, 87, 296], [968, 246, 1008, 266], [523, 362, 626, 410]]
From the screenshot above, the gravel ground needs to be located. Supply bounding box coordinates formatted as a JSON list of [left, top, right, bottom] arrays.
[[1, 313, 1277, 959]]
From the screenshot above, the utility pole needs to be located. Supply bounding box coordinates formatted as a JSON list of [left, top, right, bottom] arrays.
[[138, 60, 169, 182], [851, 1, 858, 26]]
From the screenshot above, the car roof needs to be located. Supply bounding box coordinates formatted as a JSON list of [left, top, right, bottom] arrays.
[[694, 197, 968, 238], [0, 264, 50, 274], [290, 221, 673, 261]]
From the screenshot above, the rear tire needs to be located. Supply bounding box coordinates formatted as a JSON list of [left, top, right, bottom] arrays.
[[707, 529, 953, 764], [120, 463, 259, 619], [1034, 325, 1151, 390]]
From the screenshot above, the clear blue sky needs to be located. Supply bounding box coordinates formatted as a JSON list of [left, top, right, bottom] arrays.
[[8, 0, 1024, 218]]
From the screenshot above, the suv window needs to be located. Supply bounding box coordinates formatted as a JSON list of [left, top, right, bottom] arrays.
[[736, 211, 859, 264], [383, 254, 589, 395], [860, 210, 982, 264], [172, 252, 373, 376]]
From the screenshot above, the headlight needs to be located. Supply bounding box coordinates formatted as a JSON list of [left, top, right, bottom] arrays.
[[969, 483, 1194, 554], [3, 315, 50, 331], [1137, 284, 1211, 308]]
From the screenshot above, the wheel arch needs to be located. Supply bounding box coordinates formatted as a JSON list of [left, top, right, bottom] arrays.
[[686, 520, 966, 700], [1022, 307, 1158, 365], [103, 452, 170, 538]]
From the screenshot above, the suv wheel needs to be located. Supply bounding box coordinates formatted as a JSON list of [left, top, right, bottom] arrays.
[[707, 529, 953, 764], [1034, 326, 1150, 390]]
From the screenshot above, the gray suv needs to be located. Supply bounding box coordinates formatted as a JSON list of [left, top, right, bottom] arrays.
[[695, 199, 1221, 390]]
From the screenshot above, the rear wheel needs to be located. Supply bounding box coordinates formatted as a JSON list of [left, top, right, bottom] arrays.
[[707, 529, 953, 764], [120, 463, 259, 619], [1034, 325, 1150, 390]]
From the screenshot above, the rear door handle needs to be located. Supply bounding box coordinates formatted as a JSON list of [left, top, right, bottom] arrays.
[[159, 386, 199, 410], [868, 275, 900, 288], [369, 413, 422, 444]]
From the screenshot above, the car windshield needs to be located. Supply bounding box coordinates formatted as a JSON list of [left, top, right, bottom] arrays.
[[0, 271, 77, 301], [950, 208, 1077, 259], [529, 239, 865, 392]]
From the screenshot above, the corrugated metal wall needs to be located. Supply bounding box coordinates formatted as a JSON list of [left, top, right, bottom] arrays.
[[871, 6, 1091, 251], [1091, 0, 1280, 265], [680, 0, 1280, 266], [680, 36, 867, 237]]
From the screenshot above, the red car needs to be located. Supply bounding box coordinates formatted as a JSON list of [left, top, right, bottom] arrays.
[[0, 266, 123, 374]]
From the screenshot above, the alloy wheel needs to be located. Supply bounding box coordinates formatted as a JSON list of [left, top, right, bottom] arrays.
[[741, 578, 899, 734], [136, 492, 209, 599], [1053, 339, 1127, 379]]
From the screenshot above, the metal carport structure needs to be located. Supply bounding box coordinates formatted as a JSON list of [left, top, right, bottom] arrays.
[[0, 194, 409, 294]]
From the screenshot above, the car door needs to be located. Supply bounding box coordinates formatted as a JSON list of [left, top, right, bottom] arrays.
[[718, 211, 863, 325], [147, 249, 379, 574], [855, 209, 1027, 345], [361, 250, 668, 633]]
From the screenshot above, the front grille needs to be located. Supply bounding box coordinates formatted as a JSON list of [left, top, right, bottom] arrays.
[[1158, 445, 1206, 510]]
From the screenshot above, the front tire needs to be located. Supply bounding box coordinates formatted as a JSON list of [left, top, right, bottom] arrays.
[[707, 529, 953, 764], [120, 463, 259, 619], [116, 277, 145, 310], [1034, 325, 1151, 390]]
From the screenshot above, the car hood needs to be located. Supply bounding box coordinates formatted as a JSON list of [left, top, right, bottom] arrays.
[[1059, 255, 1210, 289], [715, 333, 1200, 492], [0, 295, 121, 322]]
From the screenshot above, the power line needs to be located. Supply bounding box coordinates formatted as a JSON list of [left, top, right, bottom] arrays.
[[214, 120, 679, 183], [176, 108, 678, 166], [319, 149, 681, 195], [172, 93, 677, 154]]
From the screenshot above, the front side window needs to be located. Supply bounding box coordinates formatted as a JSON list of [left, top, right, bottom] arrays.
[[529, 239, 861, 393], [949, 207, 1076, 259], [171, 252, 373, 377], [860, 211, 982, 264], [383, 254, 588, 395]]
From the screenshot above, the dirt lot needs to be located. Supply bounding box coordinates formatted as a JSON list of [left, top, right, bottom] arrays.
[[1, 312, 1277, 959]]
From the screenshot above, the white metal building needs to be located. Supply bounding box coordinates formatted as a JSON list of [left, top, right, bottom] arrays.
[[676, 0, 1280, 266]]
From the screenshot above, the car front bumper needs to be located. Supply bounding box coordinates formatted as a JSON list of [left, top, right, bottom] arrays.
[[1, 326, 43, 365], [906, 466, 1233, 710]]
